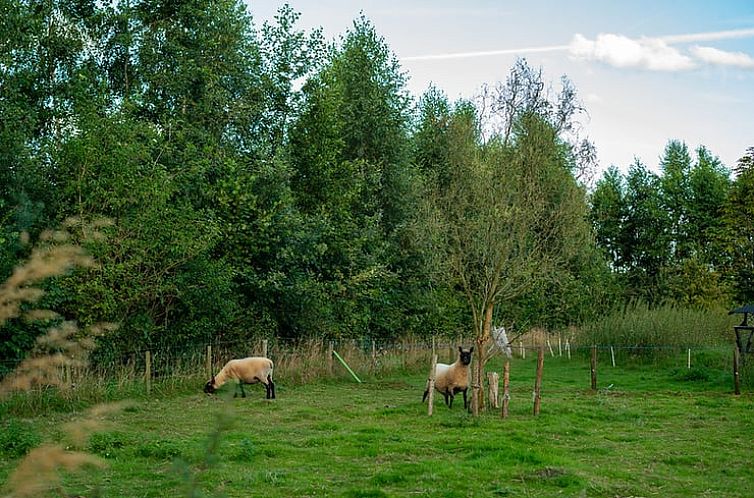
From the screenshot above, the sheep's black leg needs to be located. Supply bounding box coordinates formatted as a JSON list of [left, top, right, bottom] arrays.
[[447, 390, 454, 409], [268, 375, 276, 399], [462, 388, 468, 410], [422, 388, 429, 403], [442, 390, 450, 407], [239, 382, 246, 398]]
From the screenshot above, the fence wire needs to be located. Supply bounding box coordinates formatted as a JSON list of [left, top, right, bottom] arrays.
[[1, 334, 748, 401]]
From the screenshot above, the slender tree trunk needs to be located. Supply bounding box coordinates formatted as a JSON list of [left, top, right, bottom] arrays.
[[472, 301, 495, 416]]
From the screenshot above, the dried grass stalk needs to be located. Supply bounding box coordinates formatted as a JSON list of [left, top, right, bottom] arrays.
[[4, 444, 105, 497]]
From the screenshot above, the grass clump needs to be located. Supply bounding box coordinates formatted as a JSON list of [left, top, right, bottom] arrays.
[[0, 419, 42, 458]]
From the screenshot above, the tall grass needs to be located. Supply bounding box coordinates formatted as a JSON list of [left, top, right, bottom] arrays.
[[0, 218, 129, 498], [572, 303, 745, 381], [0, 336, 464, 417], [575, 302, 734, 348]]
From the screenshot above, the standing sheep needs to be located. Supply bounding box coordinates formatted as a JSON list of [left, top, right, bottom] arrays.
[[204, 357, 276, 399], [422, 346, 473, 409]]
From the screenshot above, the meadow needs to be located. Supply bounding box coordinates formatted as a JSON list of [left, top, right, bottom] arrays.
[[2, 352, 753, 498]]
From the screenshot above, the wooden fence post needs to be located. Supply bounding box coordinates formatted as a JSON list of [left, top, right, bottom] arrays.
[[327, 341, 334, 376], [610, 346, 616, 367], [206, 345, 212, 378], [734, 346, 741, 395], [487, 372, 499, 410], [558, 334, 562, 357], [566, 339, 571, 360], [145, 350, 152, 396], [687, 348, 691, 369], [371, 340, 377, 374], [590, 345, 598, 391], [533, 347, 544, 416], [427, 337, 437, 416], [262, 339, 268, 358], [502, 360, 510, 419]]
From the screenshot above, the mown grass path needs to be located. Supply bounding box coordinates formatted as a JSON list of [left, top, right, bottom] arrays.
[[2, 355, 753, 497]]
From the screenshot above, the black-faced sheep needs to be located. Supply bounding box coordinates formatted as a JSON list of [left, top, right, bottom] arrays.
[[204, 357, 275, 399], [422, 346, 473, 409]]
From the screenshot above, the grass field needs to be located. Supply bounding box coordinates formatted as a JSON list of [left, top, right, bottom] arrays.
[[1, 353, 753, 497]]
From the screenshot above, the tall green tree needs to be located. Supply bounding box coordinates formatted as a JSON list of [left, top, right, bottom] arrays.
[[589, 166, 626, 270], [285, 15, 417, 339], [687, 146, 730, 267], [621, 161, 671, 303], [721, 147, 754, 303], [660, 140, 693, 260], [420, 101, 600, 415]]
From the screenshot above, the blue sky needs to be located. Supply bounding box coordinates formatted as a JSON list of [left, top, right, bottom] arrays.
[[248, 1, 754, 176]]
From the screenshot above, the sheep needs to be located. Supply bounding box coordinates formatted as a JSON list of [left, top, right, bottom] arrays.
[[422, 346, 473, 409], [204, 357, 275, 399]]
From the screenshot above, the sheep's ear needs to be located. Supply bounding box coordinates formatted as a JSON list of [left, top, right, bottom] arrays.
[[469, 346, 474, 353], [458, 346, 463, 353]]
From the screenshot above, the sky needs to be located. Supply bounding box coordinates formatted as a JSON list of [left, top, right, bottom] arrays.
[[248, 0, 754, 177]]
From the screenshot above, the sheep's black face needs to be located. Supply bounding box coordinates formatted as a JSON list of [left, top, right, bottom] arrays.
[[203, 380, 216, 394], [458, 346, 473, 365]]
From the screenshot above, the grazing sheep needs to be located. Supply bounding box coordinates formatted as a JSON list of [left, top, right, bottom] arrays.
[[204, 357, 275, 399], [422, 346, 473, 409]]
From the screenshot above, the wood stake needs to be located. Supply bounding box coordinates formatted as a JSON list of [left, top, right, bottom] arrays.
[[734, 346, 741, 395], [558, 334, 562, 357], [327, 341, 334, 376], [610, 346, 616, 367], [371, 340, 377, 374], [566, 339, 571, 360], [533, 347, 544, 416], [262, 339, 268, 358], [206, 345, 212, 378], [487, 372, 500, 410], [427, 353, 437, 416], [687, 348, 691, 369], [502, 360, 510, 419]]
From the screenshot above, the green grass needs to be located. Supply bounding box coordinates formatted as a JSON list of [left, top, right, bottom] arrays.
[[1, 355, 753, 497]]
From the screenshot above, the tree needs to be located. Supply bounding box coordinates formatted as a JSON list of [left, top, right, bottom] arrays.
[[720, 147, 754, 303], [421, 104, 596, 415], [284, 14, 418, 339], [589, 166, 626, 270], [687, 146, 730, 267], [620, 161, 671, 303], [660, 140, 693, 260]]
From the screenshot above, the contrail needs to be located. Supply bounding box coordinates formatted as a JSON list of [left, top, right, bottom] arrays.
[[658, 27, 754, 44], [400, 27, 754, 62], [400, 44, 569, 61]]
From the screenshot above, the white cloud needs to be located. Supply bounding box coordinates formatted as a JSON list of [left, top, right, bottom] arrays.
[[399, 27, 754, 71], [569, 33, 696, 71], [690, 45, 754, 68]]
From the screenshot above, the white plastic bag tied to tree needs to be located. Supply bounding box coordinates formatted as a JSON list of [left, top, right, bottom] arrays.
[[493, 326, 512, 359]]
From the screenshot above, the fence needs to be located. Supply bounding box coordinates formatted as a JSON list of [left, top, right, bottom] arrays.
[[0, 335, 748, 410]]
